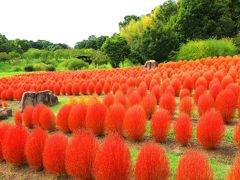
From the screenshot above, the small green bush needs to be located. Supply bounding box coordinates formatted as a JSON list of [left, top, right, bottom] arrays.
[[34, 63, 48, 71], [46, 65, 56, 71], [176, 39, 238, 60], [233, 33, 240, 53], [24, 65, 35, 72], [67, 59, 89, 70]]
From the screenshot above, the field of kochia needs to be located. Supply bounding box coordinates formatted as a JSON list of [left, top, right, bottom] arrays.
[[0, 56, 240, 179]]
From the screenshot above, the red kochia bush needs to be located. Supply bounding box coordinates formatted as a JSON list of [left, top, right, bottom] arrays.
[[0, 122, 11, 161], [25, 128, 48, 170], [227, 155, 240, 180], [127, 91, 142, 107], [215, 89, 237, 123], [179, 97, 193, 115], [94, 134, 132, 180], [105, 103, 126, 135], [2, 126, 28, 166], [22, 106, 34, 128], [65, 131, 99, 179], [194, 85, 207, 104], [234, 122, 240, 148], [56, 104, 72, 133], [179, 88, 190, 100], [176, 151, 213, 180], [32, 104, 46, 127], [197, 93, 214, 116], [39, 106, 56, 131], [151, 109, 171, 142], [68, 104, 87, 132], [86, 102, 107, 136], [197, 111, 225, 149], [141, 94, 157, 118], [174, 114, 192, 146], [135, 143, 170, 180], [123, 105, 146, 141], [103, 93, 114, 107], [159, 93, 176, 115], [43, 133, 68, 175], [151, 85, 162, 104], [14, 110, 22, 126]]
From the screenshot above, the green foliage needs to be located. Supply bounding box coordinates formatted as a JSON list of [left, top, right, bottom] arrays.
[[101, 34, 130, 68], [119, 15, 140, 29], [233, 32, 240, 53], [67, 58, 89, 70], [34, 63, 48, 71], [75, 35, 108, 50], [176, 39, 237, 60], [0, 52, 8, 62], [46, 65, 56, 71]]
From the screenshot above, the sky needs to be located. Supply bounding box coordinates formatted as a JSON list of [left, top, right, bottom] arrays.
[[0, 0, 165, 47]]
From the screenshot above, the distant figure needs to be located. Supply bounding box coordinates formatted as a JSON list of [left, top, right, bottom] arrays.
[[144, 60, 158, 70]]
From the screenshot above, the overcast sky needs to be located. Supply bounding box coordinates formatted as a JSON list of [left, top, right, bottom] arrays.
[[0, 0, 165, 47]]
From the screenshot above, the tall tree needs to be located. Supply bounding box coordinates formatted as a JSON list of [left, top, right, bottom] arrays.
[[101, 35, 130, 68]]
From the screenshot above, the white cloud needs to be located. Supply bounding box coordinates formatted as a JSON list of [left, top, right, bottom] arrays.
[[0, 0, 165, 47]]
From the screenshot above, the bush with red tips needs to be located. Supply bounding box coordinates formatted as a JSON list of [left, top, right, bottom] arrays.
[[141, 93, 157, 118], [95, 82, 103, 95], [179, 96, 193, 115], [103, 93, 114, 107], [197, 93, 214, 116], [165, 85, 175, 96], [195, 77, 208, 89], [25, 128, 48, 170], [209, 83, 222, 100], [215, 89, 237, 123], [234, 122, 240, 149], [103, 82, 111, 94], [43, 133, 68, 175], [86, 102, 107, 136], [32, 103, 46, 127], [221, 75, 234, 89], [151, 85, 162, 104], [227, 155, 240, 180], [6, 88, 14, 100], [14, 110, 22, 126], [176, 151, 213, 180], [194, 85, 207, 104], [123, 105, 146, 141], [183, 76, 194, 91], [197, 111, 225, 149], [87, 82, 95, 95], [135, 142, 170, 180], [127, 91, 141, 107], [159, 93, 176, 115], [115, 90, 127, 106], [94, 134, 132, 180], [39, 106, 56, 131], [138, 82, 148, 98], [0, 122, 11, 161], [2, 125, 28, 166], [56, 104, 72, 133], [174, 113, 192, 146], [172, 79, 181, 96], [105, 103, 126, 135], [22, 106, 34, 128], [179, 88, 190, 100], [151, 109, 171, 142], [68, 104, 87, 132], [65, 130, 99, 179]]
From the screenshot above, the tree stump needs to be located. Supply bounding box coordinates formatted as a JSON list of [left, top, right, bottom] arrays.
[[144, 60, 158, 70]]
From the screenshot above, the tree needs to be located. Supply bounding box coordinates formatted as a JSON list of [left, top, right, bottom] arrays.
[[176, 0, 236, 40], [119, 15, 140, 29], [101, 35, 130, 68]]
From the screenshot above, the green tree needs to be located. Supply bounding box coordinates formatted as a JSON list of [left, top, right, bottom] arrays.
[[119, 15, 140, 29], [101, 35, 130, 68], [176, 0, 236, 40]]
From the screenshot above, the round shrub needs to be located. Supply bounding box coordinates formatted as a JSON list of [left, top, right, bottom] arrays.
[[65, 130, 99, 179], [2, 125, 28, 166], [68, 59, 89, 70], [56, 104, 72, 133], [234, 122, 240, 149], [197, 111, 225, 149], [123, 105, 146, 141], [141, 94, 157, 118], [215, 89, 237, 123], [176, 151, 213, 180], [174, 113, 192, 146], [68, 104, 87, 132], [138, 82, 148, 98], [159, 93, 176, 115], [197, 93, 214, 116], [115, 90, 127, 106], [39, 106, 56, 131], [86, 102, 107, 136], [103, 93, 114, 107], [135, 142, 169, 180], [0, 122, 11, 161], [22, 106, 34, 128], [24, 65, 35, 72], [127, 91, 141, 107], [151, 85, 162, 104], [194, 85, 207, 104], [151, 109, 171, 142], [32, 104, 46, 127], [43, 133, 68, 175], [209, 83, 222, 100], [105, 103, 126, 135], [179, 96, 193, 115], [179, 88, 190, 100], [25, 128, 48, 170], [14, 110, 22, 126], [227, 155, 240, 180], [94, 134, 132, 180]]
